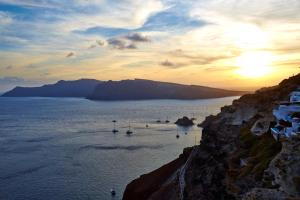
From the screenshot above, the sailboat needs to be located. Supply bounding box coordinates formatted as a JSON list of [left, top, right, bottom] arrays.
[[165, 116, 170, 123], [191, 113, 196, 121], [112, 120, 119, 133], [110, 188, 116, 196], [126, 123, 133, 135]]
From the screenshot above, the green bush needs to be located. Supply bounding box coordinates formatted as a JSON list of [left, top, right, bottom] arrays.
[[238, 128, 282, 180]]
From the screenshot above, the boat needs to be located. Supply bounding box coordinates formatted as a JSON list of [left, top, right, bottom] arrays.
[[146, 124, 149, 128], [176, 128, 180, 139], [165, 117, 170, 123], [126, 123, 133, 135], [156, 119, 161, 123], [110, 188, 116, 196], [112, 129, 119, 133], [112, 120, 119, 133], [191, 113, 196, 120]]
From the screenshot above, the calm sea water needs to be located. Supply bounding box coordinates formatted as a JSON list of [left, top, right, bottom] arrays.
[[0, 97, 238, 200]]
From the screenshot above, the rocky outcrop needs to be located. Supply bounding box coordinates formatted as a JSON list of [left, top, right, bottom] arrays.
[[123, 74, 300, 200], [175, 117, 194, 126], [123, 148, 192, 200]]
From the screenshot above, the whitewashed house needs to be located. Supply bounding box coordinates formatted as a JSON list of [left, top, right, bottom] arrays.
[[271, 91, 300, 140]]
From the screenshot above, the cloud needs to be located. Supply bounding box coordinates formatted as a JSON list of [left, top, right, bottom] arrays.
[[107, 38, 136, 50], [126, 43, 137, 49], [190, 0, 300, 25], [96, 40, 105, 46], [88, 44, 97, 49], [204, 66, 238, 72], [5, 65, 13, 70], [160, 60, 182, 69], [167, 50, 238, 66], [0, 0, 60, 8], [106, 32, 150, 50], [125, 33, 150, 42], [0, 11, 12, 26], [66, 52, 75, 58]]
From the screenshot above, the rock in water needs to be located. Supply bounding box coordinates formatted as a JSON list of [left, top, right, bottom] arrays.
[[175, 116, 194, 126]]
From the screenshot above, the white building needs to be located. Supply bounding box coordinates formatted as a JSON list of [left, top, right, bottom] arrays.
[[290, 91, 300, 103], [271, 91, 300, 140]]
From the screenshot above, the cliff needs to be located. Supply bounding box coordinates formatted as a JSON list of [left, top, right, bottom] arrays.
[[123, 74, 300, 200], [88, 79, 246, 100], [2, 79, 102, 97]]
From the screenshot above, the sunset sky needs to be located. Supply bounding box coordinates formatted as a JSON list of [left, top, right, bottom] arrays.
[[0, 0, 300, 92]]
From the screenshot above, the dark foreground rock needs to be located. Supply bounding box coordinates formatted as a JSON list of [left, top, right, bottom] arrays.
[[123, 74, 300, 200], [123, 148, 192, 200], [175, 116, 194, 126]]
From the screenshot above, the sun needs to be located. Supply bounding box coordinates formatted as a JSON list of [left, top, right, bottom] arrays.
[[236, 52, 272, 78]]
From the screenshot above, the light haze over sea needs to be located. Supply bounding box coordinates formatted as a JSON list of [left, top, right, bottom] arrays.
[[0, 96, 238, 200]]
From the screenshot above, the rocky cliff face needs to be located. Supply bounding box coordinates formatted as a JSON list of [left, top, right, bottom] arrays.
[[123, 74, 300, 200]]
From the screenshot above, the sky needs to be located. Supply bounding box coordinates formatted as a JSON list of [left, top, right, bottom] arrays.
[[0, 0, 300, 92]]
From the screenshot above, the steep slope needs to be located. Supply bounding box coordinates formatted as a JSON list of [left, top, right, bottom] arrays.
[[2, 79, 102, 97], [123, 74, 300, 200], [88, 79, 245, 100]]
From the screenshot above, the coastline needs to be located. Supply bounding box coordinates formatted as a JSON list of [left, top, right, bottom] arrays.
[[123, 74, 300, 200]]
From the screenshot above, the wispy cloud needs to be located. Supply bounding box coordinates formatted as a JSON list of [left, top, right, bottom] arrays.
[[0, 0, 300, 90], [160, 60, 182, 69], [88, 44, 97, 49]]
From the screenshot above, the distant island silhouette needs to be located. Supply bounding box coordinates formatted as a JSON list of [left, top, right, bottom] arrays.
[[2, 79, 102, 97], [2, 78, 247, 100]]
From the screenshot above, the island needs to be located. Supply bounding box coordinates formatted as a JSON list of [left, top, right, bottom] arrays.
[[2, 78, 247, 100], [2, 79, 102, 97], [88, 79, 246, 100]]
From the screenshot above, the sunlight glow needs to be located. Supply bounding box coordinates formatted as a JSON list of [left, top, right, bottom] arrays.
[[229, 24, 269, 49], [236, 52, 273, 78]]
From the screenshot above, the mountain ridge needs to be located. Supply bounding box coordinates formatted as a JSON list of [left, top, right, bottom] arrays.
[[2, 78, 247, 100], [88, 79, 247, 100], [2, 79, 102, 97]]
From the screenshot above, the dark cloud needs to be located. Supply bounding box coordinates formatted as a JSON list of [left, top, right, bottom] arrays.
[[125, 33, 150, 42], [160, 60, 182, 69], [66, 52, 75, 58], [126, 43, 137, 49], [107, 38, 136, 50], [106, 33, 150, 50], [5, 65, 13, 70], [25, 64, 39, 69], [96, 40, 105, 46]]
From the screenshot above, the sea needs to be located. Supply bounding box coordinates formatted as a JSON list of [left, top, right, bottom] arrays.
[[0, 97, 239, 200]]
